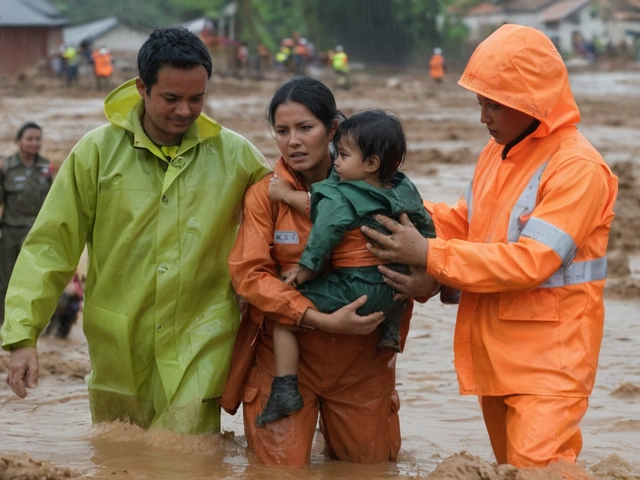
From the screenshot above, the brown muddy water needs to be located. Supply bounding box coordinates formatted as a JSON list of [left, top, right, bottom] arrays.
[[1, 69, 639, 479]]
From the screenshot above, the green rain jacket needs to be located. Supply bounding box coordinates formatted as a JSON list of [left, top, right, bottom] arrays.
[[0, 79, 271, 434]]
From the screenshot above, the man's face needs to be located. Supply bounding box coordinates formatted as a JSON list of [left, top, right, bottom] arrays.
[[136, 65, 208, 145]]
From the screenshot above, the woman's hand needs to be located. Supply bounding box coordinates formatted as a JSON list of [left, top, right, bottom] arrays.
[[300, 295, 384, 335], [362, 213, 429, 266]]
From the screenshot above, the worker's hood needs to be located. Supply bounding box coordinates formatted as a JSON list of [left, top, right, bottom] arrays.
[[458, 24, 580, 137]]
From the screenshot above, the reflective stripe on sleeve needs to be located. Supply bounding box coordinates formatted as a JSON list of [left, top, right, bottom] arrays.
[[520, 217, 577, 266], [508, 161, 548, 242], [540, 256, 607, 288], [463, 181, 473, 223]]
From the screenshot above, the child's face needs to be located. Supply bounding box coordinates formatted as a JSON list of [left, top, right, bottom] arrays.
[[477, 95, 536, 145], [334, 137, 375, 183]]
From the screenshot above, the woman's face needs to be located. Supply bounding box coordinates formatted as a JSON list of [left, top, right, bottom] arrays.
[[273, 101, 336, 180], [17, 127, 43, 158], [477, 95, 535, 145]]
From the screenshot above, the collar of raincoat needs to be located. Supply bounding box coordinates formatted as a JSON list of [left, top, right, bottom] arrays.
[[103, 78, 222, 161], [457, 24, 581, 138], [274, 156, 312, 192]]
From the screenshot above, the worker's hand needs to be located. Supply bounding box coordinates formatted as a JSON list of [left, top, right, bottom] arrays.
[[378, 264, 439, 301], [7, 347, 39, 399], [362, 213, 429, 266], [301, 295, 384, 335], [268, 174, 295, 204]]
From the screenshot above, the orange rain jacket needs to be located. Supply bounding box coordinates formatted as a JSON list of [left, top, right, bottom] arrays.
[[429, 53, 444, 80], [426, 24, 618, 398], [223, 158, 412, 464], [91, 50, 113, 78]]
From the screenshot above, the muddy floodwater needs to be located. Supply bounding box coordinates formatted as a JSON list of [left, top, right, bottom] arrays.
[[1, 68, 639, 479]]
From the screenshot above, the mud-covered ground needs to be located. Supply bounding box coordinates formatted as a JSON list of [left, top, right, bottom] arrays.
[[0, 66, 639, 479]]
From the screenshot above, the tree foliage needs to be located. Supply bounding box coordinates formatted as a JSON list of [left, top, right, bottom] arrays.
[[53, 0, 480, 65]]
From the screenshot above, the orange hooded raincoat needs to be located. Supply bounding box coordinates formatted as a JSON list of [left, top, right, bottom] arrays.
[[425, 25, 618, 465], [224, 158, 413, 467]]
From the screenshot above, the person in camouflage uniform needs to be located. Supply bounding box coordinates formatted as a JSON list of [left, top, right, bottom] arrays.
[[0, 122, 52, 325]]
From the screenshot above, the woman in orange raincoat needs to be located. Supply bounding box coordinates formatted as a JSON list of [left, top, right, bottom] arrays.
[[363, 24, 618, 468], [221, 76, 425, 468]]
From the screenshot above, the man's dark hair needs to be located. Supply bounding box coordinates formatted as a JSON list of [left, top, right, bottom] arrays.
[[137, 27, 212, 91], [334, 110, 406, 183]]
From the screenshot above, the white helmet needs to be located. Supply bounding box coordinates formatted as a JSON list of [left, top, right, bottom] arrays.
[[434, 47, 442, 54], [335, 45, 344, 52]]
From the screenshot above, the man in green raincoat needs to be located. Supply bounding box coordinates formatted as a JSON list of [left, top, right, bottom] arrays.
[[1, 27, 271, 435]]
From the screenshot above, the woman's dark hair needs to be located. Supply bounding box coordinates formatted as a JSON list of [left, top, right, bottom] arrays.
[[266, 76, 338, 131], [334, 110, 406, 183], [138, 27, 212, 92], [16, 121, 42, 141]]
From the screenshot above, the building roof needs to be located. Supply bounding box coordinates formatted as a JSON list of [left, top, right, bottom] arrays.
[[542, 0, 593, 22], [63, 16, 119, 46], [468, 3, 503, 15], [466, 0, 556, 16], [180, 17, 216, 35], [504, 0, 557, 12], [0, 0, 67, 27]]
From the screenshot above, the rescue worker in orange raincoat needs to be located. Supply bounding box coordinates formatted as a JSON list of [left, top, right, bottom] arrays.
[[362, 24, 618, 468], [221, 76, 416, 468], [429, 47, 444, 83], [91, 47, 113, 90]]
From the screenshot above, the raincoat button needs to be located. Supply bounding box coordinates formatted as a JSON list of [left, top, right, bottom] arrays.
[[172, 157, 185, 168], [156, 324, 162, 331], [162, 196, 168, 203], [158, 264, 169, 274]]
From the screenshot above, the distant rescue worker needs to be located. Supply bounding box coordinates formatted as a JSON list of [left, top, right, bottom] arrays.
[[332, 45, 349, 87], [364, 24, 618, 469], [429, 47, 445, 83], [62, 45, 79, 86], [257, 44, 271, 72], [236, 42, 250, 78], [91, 47, 114, 90], [293, 38, 310, 75], [275, 38, 295, 73], [0, 122, 52, 326]]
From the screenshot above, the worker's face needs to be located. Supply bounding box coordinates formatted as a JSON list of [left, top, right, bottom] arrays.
[[477, 95, 536, 145], [136, 65, 208, 145], [17, 128, 42, 157], [273, 101, 336, 180]]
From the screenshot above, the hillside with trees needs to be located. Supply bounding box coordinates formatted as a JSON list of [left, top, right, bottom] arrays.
[[52, 0, 487, 65]]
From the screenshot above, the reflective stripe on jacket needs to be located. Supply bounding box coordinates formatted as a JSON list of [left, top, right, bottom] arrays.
[[426, 25, 618, 397]]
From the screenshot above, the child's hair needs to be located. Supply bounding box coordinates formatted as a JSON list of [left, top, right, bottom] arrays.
[[333, 109, 406, 183]]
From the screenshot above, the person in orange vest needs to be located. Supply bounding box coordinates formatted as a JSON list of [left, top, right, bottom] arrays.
[[362, 24, 618, 470], [429, 47, 445, 83], [91, 47, 113, 90]]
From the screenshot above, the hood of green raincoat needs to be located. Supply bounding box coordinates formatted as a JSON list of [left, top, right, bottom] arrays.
[[103, 78, 222, 141]]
